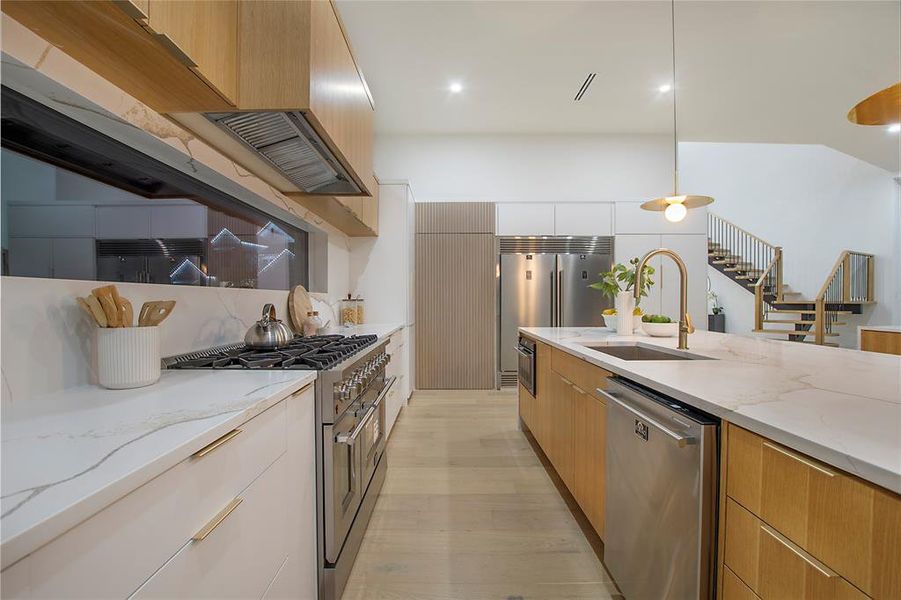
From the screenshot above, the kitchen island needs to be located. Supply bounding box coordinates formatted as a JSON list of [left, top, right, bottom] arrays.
[[519, 327, 901, 600]]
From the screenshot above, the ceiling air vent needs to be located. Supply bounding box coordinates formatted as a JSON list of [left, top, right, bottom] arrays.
[[205, 111, 361, 195], [574, 73, 597, 102]]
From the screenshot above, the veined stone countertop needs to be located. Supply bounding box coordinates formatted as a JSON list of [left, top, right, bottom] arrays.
[[0, 370, 316, 570], [520, 327, 901, 494]]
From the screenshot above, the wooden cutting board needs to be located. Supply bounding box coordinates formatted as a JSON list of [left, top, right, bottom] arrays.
[[287, 285, 313, 332]]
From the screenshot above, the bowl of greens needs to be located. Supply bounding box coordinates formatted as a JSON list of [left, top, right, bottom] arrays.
[[640, 314, 678, 337]]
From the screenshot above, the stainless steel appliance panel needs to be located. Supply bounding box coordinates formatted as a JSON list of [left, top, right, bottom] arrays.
[[557, 253, 611, 327], [601, 378, 718, 600], [324, 407, 362, 563], [500, 253, 556, 373], [516, 337, 536, 396]]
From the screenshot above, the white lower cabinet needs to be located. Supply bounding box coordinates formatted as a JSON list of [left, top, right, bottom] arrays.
[[386, 327, 412, 435], [1, 384, 317, 600], [130, 456, 288, 599]]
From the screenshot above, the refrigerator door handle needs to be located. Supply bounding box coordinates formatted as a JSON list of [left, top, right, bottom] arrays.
[[558, 270, 564, 326], [550, 270, 556, 326]]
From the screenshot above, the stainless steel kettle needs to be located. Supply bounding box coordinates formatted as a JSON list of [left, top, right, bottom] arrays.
[[244, 304, 294, 349]]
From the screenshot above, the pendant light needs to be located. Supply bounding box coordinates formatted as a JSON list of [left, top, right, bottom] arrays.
[[641, 0, 713, 222], [847, 82, 900, 128]]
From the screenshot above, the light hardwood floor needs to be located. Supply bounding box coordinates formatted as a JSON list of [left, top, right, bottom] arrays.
[[342, 390, 619, 600]]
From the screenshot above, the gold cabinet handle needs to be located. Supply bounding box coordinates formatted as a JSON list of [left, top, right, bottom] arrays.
[[559, 376, 585, 394], [760, 523, 837, 578], [193, 498, 243, 542], [193, 429, 242, 459], [762, 441, 835, 478]]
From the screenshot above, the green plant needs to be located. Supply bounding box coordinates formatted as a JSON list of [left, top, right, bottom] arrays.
[[589, 257, 655, 305], [708, 291, 724, 315]]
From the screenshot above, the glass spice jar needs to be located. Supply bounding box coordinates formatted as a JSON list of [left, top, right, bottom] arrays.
[[340, 297, 357, 326], [355, 297, 365, 325]]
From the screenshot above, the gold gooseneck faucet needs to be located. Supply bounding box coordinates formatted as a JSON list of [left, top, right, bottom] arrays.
[[634, 248, 694, 350]]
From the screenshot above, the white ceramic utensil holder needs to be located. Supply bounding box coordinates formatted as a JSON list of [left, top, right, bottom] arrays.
[[97, 327, 161, 389], [616, 291, 635, 335]]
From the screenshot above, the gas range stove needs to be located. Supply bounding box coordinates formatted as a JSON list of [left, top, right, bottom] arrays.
[[163, 334, 379, 371]]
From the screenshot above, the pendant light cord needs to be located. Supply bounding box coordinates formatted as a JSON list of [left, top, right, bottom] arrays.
[[671, 0, 679, 196]]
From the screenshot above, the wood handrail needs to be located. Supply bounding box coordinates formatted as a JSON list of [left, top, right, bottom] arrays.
[[815, 250, 874, 301], [708, 213, 778, 250]]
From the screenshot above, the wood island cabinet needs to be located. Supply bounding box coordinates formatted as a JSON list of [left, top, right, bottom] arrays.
[[518, 339, 609, 539], [721, 423, 901, 600]]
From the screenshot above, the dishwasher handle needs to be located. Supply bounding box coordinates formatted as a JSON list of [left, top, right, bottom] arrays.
[[597, 388, 697, 448]]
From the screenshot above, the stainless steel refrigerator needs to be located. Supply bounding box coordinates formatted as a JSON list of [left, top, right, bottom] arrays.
[[498, 236, 614, 386]]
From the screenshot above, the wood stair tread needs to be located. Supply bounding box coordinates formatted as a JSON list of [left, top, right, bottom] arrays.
[[800, 341, 840, 347], [769, 309, 853, 315]]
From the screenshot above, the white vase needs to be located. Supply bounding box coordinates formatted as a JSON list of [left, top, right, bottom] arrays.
[[615, 291, 635, 335]]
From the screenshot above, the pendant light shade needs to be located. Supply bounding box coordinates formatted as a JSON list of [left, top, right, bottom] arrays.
[[641, 0, 714, 218], [847, 82, 900, 126]]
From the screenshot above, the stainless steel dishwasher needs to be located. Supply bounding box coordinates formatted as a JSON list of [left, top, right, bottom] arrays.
[[599, 377, 719, 600]]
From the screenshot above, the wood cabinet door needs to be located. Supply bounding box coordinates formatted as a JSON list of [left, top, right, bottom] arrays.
[[518, 384, 535, 431], [309, 1, 374, 195], [533, 342, 553, 450], [727, 424, 901, 599], [571, 385, 606, 538], [724, 498, 868, 600], [550, 375, 575, 491], [146, 0, 238, 104]]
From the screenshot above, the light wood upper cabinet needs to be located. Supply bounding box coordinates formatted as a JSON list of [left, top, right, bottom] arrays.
[[2, 1, 233, 112], [144, 1, 238, 104], [237, 1, 374, 197]]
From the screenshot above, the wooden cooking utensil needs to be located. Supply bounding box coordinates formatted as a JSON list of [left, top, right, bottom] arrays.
[[287, 285, 313, 332], [77, 296, 106, 327], [139, 300, 176, 327], [97, 294, 121, 327], [82, 295, 109, 327], [92, 285, 123, 326], [118, 298, 134, 327]]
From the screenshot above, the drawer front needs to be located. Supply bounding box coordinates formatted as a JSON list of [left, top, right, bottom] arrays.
[[727, 424, 901, 598], [724, 498, 868, 600], [723, 566, 761, 600], [550, 347, 611, 400], [6, 400, 287, 599], [132, 455, 289, 599]]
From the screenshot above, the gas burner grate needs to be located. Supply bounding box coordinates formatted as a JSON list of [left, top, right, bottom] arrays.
[[166, 334, 379, 371]]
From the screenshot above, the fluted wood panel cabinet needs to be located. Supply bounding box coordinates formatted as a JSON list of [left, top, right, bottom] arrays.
[[415, 203, 495, 389]]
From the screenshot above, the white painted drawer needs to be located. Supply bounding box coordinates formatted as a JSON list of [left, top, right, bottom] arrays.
[[2, 401, 287, 599], [131, 455, 289, 599]]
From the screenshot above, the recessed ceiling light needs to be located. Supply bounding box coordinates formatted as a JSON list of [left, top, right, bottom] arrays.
[[658, 84, 672, 93], [448, 82, 463, 94], [888, 123, 901, 133]]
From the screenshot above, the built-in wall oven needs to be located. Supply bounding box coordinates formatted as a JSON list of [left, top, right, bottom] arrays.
[[516, 336, 536, 396]]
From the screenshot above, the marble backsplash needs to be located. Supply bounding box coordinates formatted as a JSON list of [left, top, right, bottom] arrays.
[[0, 276, 339, 405]]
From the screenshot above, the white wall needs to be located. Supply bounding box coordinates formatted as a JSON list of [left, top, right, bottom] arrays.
[[681, 142, 901, 347], [375, 133, 672, 203]]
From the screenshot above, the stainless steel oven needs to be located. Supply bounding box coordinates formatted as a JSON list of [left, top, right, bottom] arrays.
[[324, 407, 362, 564], [359, 377, 392, 489], [517, 336, 536, 395]]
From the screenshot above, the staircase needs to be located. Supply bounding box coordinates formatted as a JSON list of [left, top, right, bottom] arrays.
[[707, 213, 874, 346]]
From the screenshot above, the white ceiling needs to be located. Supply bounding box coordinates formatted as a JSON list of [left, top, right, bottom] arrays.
[[336, 0, 901, 172]]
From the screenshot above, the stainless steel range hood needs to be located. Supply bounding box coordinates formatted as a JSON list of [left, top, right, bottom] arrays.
[[205, 111, 362, 195]]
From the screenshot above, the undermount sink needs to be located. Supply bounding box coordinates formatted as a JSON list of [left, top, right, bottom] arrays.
[[582, 343, 713, 361]]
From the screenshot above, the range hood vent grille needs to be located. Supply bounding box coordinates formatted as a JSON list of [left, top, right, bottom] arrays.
[[206, 111, 361, 195], [499, 236, 614, 255]]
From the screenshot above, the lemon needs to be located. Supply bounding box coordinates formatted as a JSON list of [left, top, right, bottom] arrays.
[[602, 308, 617, 316]]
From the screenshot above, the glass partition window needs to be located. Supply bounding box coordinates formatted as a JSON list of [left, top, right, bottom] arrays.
[[0, 148, 308, 290]]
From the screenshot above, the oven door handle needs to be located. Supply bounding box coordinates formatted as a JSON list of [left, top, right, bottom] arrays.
[[337, 377, 396, 445], [515, 346, 534, 358]]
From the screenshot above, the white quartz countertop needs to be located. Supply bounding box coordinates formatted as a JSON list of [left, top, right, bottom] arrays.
[[520, 327, 901, 494], [0, 369, 316, 569]]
